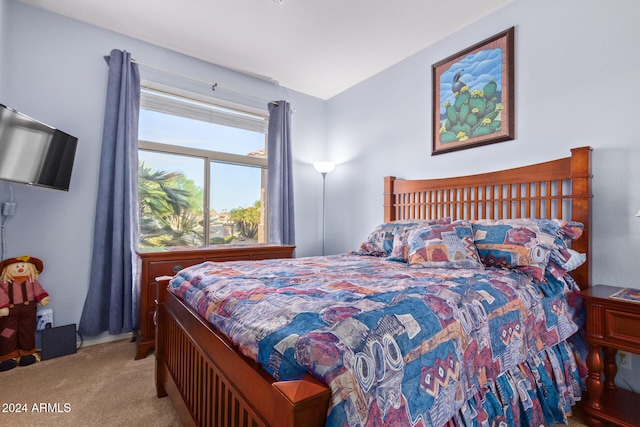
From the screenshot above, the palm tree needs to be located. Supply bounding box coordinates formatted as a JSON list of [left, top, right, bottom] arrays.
[[138, 162, 203, 247], [139, 163, 190, 214]]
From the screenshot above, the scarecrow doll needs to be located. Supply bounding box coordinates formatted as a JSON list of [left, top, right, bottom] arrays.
[[0, 256, 49, 371]]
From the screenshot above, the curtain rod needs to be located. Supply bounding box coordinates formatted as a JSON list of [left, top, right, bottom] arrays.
[[105, 53, 278, 106]]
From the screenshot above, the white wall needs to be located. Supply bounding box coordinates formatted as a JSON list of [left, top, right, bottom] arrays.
[[324, 0, 640, 390], [325, 0, 640, 284], [0, 0, 326, 335], [0, 0, 7, 98]]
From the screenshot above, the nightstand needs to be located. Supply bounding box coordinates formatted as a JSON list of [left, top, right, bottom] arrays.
[[582, 285, 640, 427]]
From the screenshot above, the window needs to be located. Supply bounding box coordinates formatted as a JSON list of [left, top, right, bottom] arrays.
[[137, 85, 269, 248]]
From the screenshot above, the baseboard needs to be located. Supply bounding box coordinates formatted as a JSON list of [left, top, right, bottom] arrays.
[[81, 332, 133, 347]]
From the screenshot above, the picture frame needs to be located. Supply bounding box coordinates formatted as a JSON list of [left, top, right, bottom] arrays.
[[432, 27, 514, 155]]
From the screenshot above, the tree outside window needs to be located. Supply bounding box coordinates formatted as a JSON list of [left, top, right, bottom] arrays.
[[137, 87, 268, 248]]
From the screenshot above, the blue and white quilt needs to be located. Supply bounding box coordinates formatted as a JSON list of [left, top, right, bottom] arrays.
[[169, 254, 586, 427]]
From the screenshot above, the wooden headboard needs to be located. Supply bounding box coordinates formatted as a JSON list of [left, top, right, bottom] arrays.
[[383, 146, 592, 290]]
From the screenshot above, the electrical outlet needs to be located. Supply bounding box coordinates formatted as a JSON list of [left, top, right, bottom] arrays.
[[37, 308, 53, 331], [619, 351, 632, 370]]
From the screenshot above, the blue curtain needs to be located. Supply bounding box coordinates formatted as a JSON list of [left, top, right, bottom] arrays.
[[267, 101, 295, 245], [79, 49, 140, 336]]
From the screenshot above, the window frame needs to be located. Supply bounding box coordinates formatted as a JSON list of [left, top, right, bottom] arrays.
[[137, 81, 269, 247]]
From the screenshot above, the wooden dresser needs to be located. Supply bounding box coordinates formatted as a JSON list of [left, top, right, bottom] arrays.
[[134, 244, 296, 360]]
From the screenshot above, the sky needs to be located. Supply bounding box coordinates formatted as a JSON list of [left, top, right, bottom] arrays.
[[439, 47, 503, 114], [138, 109, 265, 212]]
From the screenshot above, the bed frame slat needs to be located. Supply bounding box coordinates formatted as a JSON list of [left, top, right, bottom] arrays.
[[384, 146, 592, 290]]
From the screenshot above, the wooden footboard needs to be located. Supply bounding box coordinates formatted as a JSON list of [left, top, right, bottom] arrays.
[[155, 277, 331, 427]]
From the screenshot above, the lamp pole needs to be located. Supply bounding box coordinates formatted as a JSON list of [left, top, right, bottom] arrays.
[[321, 171, 328, 255], [313, 162, 335, 256]]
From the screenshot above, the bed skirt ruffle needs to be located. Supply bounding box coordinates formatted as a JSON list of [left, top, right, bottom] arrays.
[[448, 331, 587, 427]]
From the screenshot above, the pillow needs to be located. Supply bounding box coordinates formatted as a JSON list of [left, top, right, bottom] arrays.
[[406, 220, 483, 269], [551, 248, 586, 272], [387, 218, 451, 262], [556, 220, 584, 243], [356, 222, 397, 256], [549, 220, 586, 272], [356, 218, 450, 257], [471, 218, 560, 280]]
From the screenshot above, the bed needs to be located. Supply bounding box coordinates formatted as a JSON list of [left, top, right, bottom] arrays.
[[155, 146, 592, 427]]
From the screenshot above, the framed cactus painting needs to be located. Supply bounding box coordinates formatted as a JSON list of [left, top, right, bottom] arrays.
[[432, 27, 514, 155]]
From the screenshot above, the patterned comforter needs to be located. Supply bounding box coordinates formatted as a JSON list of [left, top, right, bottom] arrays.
[[169, 254, 586, 427]]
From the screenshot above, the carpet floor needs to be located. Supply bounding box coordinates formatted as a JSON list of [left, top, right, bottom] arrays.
[[0, 339, 179, 426], [0, 338, 589, 426]]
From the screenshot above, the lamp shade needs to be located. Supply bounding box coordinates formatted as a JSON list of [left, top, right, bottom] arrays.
[[313, 161, 335, 174], [636, 210, 640, 217]]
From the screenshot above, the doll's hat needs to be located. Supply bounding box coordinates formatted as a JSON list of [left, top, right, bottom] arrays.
[[0, 255, 43, 274]]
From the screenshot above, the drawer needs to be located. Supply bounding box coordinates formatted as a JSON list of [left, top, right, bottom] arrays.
[[605, 309, 640, 350], [206, 255, 252, 262], [253, 252, 289, 260], [148, 258, 205, 278]]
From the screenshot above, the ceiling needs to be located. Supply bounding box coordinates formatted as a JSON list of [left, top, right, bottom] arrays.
[[17, 0, 512, 100]]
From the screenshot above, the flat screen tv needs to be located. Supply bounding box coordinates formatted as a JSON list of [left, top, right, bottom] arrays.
[[0, 103, 78, 191]]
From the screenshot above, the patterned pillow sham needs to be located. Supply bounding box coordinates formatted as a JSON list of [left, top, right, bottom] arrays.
[[356, 218, 450, 257], [406, 220, 483, 269], [549, 220, 586, 273], [555, 220, 584, 246], [386, 218, 452, 262], [551, 248, 586, 272], [471, 218, 561, 280]]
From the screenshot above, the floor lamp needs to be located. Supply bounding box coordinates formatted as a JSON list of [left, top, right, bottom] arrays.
[[313, 161, 335, 255]]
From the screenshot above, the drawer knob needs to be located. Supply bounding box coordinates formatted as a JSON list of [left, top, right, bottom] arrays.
[[172, 265, 183, 273]]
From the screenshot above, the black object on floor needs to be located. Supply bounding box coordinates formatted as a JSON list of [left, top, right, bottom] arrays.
[[41, 324, 77, 360]]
